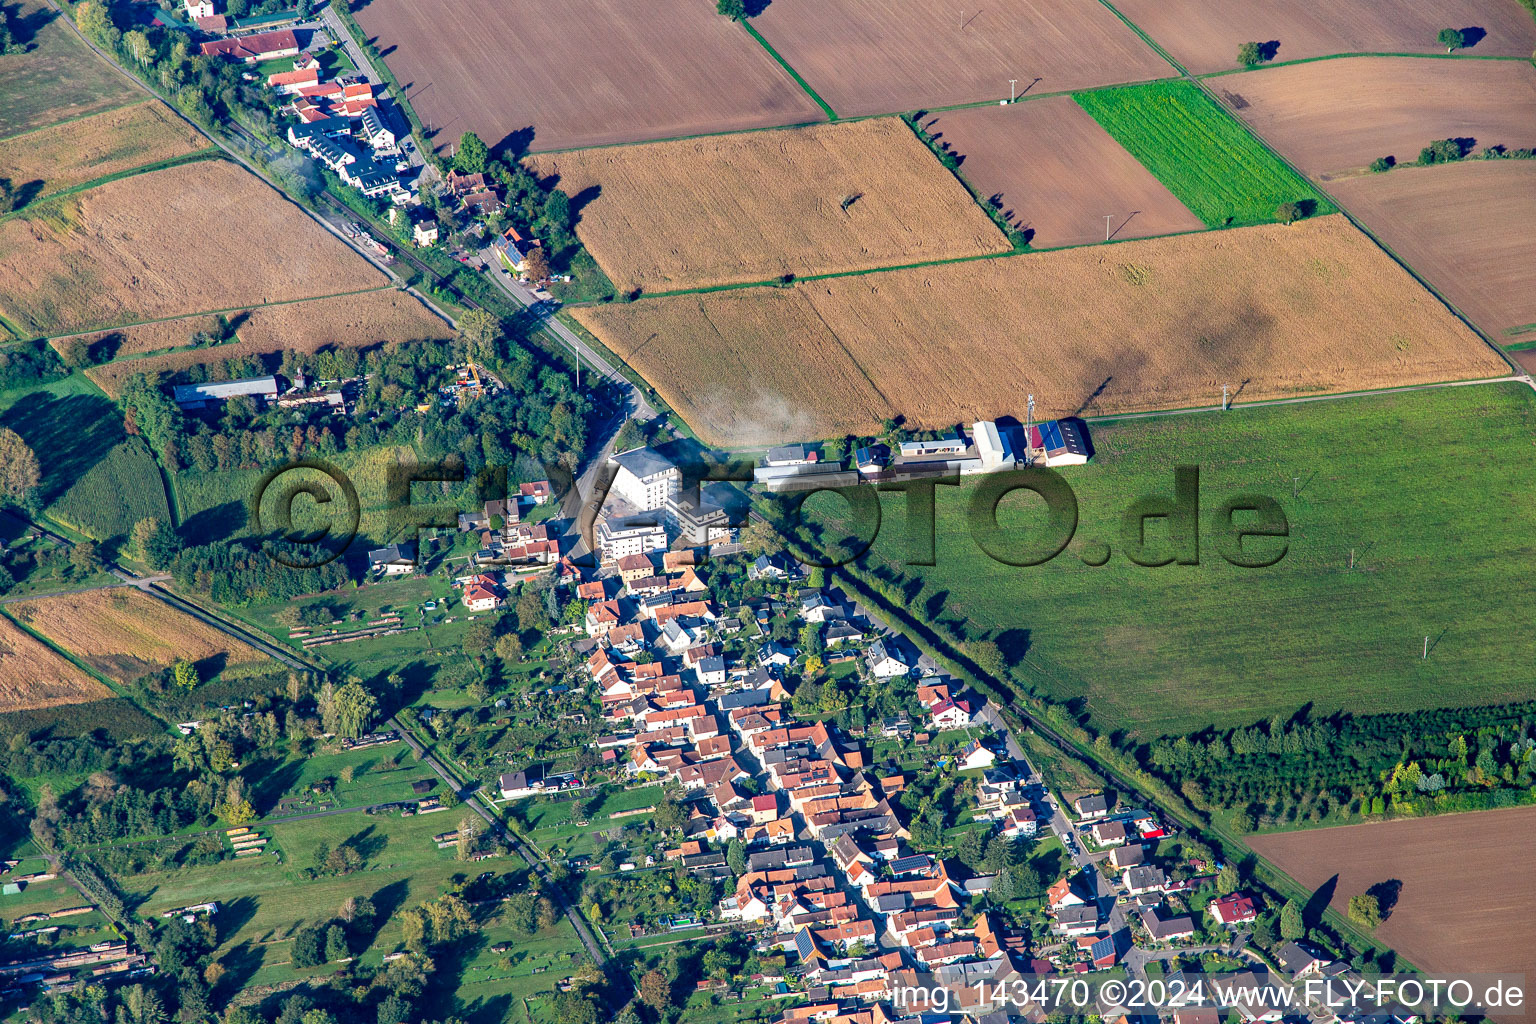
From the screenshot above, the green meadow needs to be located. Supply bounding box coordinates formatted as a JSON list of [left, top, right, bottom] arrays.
[[813, 383, 1536, 737]]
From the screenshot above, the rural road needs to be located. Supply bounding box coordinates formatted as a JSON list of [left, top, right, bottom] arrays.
[[389, 717, 610, 967], [315, 8, 422, 172], [479, 253, 655, 408]]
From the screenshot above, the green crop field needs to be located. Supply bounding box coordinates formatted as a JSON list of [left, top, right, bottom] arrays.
[[811, 383, 1536, 738], [47, 436, 171, 544], [1075, 80, 1331, 227]]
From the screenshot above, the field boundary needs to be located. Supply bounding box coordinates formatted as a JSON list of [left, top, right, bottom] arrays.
[[741, 21, 837, 120], [0, 149, 221, 222], [40, 282, 408, 350], [0, 605, 171, 732], [0, 97, 156, 145], [1198, 50, 1536, 79], [1088, 0, 1526, 371]]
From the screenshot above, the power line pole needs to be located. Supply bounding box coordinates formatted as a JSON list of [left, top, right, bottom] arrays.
[[1104, 215, 1112, 241], [1222, 384, 1229, 410], [1009, 79, 1018, 102], [1423, 635, 1429, 659]]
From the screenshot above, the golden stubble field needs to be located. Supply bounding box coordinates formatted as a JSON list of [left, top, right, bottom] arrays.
[[526, 118, 1010, 294], [10, 588, 263, 683], [0, 159, 387, 335], [0, 614, 110, 712], [575, 215, 1503, 446], [0, 101, 209, 199], [72, 289, 454, 391]]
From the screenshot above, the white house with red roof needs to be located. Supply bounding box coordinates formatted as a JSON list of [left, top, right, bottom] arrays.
[[1209, 892, 1260, 926]]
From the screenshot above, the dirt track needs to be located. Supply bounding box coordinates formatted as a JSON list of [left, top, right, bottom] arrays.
[[353, 0, 825, 153], [752, 0, 1172, 116], [923, 97, 1203, 248], [1329, 161, 1536, 340], [1113, 0, 1536, 73], [1217, 57, 1536, 177], [1250, 805, 1536, 984]]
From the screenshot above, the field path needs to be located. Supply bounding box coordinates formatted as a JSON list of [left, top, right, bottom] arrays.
[[390, 717, 614, 969], [1083, 372, 1535, 423]]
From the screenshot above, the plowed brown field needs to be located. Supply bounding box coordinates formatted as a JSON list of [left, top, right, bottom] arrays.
[[575, 215, 1501, 446], [82, 288, 452, 396], [353, 0, 825, 154], [752, 0, 1171, 116], [1250, 806, 1536, 985], [527, 118, 1009, 293], [10, 588, 262, 683], [0, 614, 109, 712], [0, 101, 208, 198], [1330, 162, 1536, 340], [1217, 57, 1536, 177], [1113, 0, 1536, 73], [0, 160, 386, 336], [921, 98, 1203, 248]]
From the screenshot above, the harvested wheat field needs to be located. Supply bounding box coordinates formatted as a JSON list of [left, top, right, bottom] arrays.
[[1250, 806, 1536, 984], [0, 101, 209, 199], [1330, 162, 1536, 340], [753, 0, 1170, 116], [528, 119, 1010, 293], [64, 287, 452, 373], [1218, 57, 1536, 178], [0, 159, 386, 336], [1114, 0, 1536, 74], [0, 614, 109, 712], [575, 215, 1503, 446], [920, 98, 1203, 248], [10, 588, 263, 684], [355, 0, 824, 154]]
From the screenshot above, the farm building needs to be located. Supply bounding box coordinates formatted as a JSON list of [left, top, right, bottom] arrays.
[[172, 376, 279, 410], [200, 28, 300, 62], [1025, 419, 1091, 467]]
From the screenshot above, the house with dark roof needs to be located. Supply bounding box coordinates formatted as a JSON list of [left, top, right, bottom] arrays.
[[1139, 906, 1196, 943], [1276, 941, 1329, 978], [367, 542, 416, 575]]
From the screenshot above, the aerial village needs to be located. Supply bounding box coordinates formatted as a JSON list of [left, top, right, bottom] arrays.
[[391, 422, 1379, 1024]]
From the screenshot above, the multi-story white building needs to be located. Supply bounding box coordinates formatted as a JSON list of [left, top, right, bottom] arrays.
[[610, 447, 681, 514], [597, 512, 668, 562]]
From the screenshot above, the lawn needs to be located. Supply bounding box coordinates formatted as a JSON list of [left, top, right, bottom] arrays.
[[812, 382, 1536, 738], [108, 808, 587, 1010], [1074, 80, 1331, 227]]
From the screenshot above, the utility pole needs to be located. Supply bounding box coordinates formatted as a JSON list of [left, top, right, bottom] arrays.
[[1423, 635, 1429, 659], [1293, 475, 1300, 498], [1009, 79, 1018, 102], [1349, 548, 1354, 569], [1105, 214, 1113, 241], [1222, 384, 1229, 410]]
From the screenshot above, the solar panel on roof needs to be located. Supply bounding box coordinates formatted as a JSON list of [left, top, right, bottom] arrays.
[[1042, 420, 1065, 451]]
